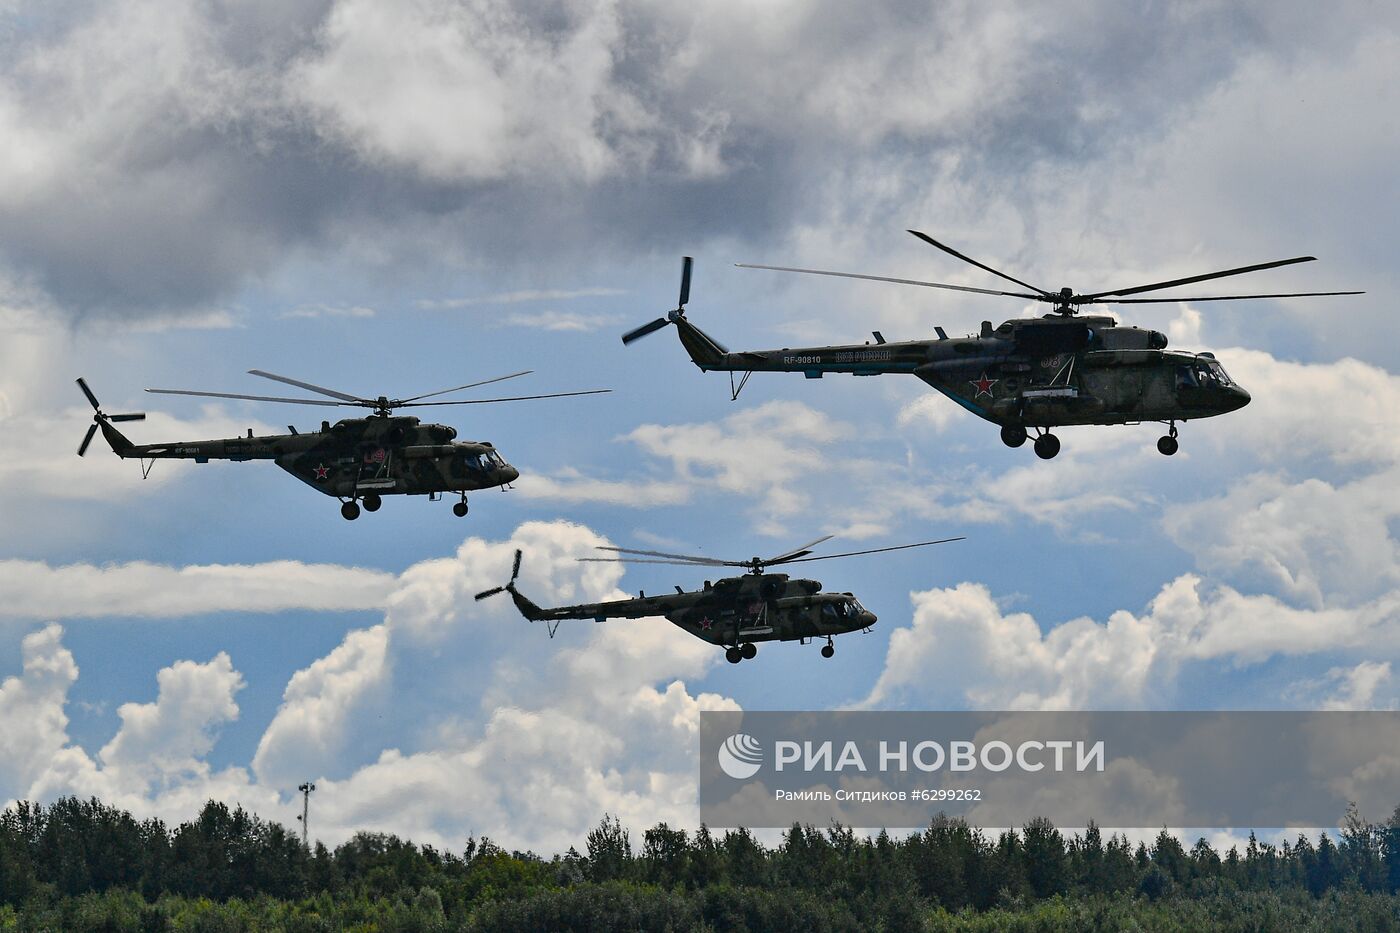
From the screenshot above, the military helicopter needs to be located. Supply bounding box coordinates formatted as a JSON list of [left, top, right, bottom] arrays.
[[475, 534, 962, 662], [75, 370, 609, 520], [621, 233, 1361, 458]]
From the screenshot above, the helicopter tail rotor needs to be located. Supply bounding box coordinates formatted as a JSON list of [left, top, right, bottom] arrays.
[[622, 256, 693, 345], [76, 378, 145, 456], [474, 550, 548, 622], [475, 549, 524, 601]]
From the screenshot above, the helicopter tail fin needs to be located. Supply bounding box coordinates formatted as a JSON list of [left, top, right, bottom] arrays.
[[673, 316, 729, 370], [508, 587, 546, 622], [98, 420, 137, 457]]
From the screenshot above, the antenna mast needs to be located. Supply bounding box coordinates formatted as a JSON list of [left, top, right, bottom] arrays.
[[296, 781, 316, 848]]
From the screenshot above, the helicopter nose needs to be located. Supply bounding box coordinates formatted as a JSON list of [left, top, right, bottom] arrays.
[[860, 610, 877, 627], [1226, 385, 1251, 411], [501, 464, 520, 483]]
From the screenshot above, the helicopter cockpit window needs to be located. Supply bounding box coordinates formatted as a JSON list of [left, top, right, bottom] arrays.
[[826, 600, 858, 620], [1207, 361, 1233, 386]]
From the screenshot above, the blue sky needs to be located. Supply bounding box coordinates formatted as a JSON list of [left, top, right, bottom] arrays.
[[1, 0, 1398, 853]]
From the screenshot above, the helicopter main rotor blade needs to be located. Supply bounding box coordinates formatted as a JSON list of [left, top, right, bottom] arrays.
[[1090, 289, 1365, 305], [621, 318, 671, 345], [765, 535, 836, 564], [907, 230, 1052, 297], [147, 388, 348, 407], [593, 545, 730, 565], [577, 557, 740, 567], [247, 370, 363, 403], [776, 536, 967, 565], [398, 371, 533, 403], [735, 264, 1041, 300], [77, 423, 98, 457], [76, 377, 100, 411], [404, 389, 612, 406], [1079, 256, 1317, 301]]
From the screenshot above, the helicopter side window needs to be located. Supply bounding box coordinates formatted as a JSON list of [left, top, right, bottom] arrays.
[[1175, 366, 1198, 389]]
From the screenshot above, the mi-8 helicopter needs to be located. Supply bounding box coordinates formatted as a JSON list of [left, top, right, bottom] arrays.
[[622, 233, 1361, 458], [475, 534, 962, 663], [75, 371, 609, 520]]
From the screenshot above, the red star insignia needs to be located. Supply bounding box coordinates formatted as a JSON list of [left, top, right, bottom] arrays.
[[313, 464, 330, 480], [699, 618, 712, 630], [970, 372, 998, 398]]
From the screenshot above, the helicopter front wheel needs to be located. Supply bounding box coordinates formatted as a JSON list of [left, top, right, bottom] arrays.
[[340, 501, 361, 521], [1000, 424, 1027, 448], [453, 501, 469, 517], [821, 639, 835, 659], [1157, 423, 1179, 456], [1033, 432, 1061, 460], [725, 646, 743, 664], [741, 642, 757, 660], [362, 493, 382, 512]]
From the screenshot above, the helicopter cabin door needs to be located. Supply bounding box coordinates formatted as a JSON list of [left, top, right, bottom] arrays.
[[357, 446, 396, 494]]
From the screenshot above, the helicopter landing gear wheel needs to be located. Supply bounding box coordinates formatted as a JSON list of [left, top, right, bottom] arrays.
[[452, 500, 469, 517], [821, 639, 835, 659], [1033, 432, 1061, 460], [741, 642, 757, 660], [362, 493, 381, 512], [1000, 424, 1027, 448], [1158, 423, 1179, 456], [340, 501, 361, 521], [725, 646, 742, 664]]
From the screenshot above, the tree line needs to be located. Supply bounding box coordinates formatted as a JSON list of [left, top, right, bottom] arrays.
[[2, 796, 1400, 930]]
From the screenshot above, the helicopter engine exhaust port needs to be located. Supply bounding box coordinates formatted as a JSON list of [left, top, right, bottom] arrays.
[[361, 492, 382, 512], [340, 500, 360, 521], [1000, 424, 1027, 448], [725, 646, 743, 664]]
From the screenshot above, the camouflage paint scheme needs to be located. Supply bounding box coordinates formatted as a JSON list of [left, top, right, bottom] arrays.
[[95, 414, 519, 501], [667, 312, 1250, 440], [499, 569, 877, 658]]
